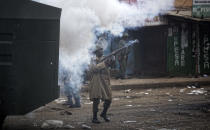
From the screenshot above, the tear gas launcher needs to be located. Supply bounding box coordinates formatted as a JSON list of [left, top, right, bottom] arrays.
[[100, 39, 139, 62]]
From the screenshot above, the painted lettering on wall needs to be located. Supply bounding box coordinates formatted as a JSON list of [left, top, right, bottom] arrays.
[[193, 0, 210, 5], [192, 31, 196, 58], [173, 26, 179, 66], [180, 24, 188, 67], [203, 34, 210, 69]]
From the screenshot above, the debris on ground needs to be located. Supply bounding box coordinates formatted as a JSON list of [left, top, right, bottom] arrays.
[[125, 105, 133, 107], [113, 98, 120, 101], [33, 122, 38, 127], [166, 92, 170, 95], [125, 89, 132, 93], [168, 99, 173, 102], [81, 124, 91, 129], [194, 83, 200, 88], [187, 83, 200, 89], [63, 124, 75, 129], [55, 98, 67, 104], [123, 120, 137, 123], [147, 89, 152, 92], [187, 86, 192, 89], [41, 120, 63, 129], [84, 102, 93, 105], [135, 92, 144, 95], [60, 110, 72, 115], [192, 86, 196, 89], [180, 88, 187, 93], [4, 84, 210, 130], [187, 89, 207, 95]]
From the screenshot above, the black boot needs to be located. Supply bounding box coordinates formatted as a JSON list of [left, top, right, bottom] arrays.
[[100, 100, 111, 122], [74, 94, 81, 108], [92, 98, 100, 124], [66, 95, 74, 107], [100, 113, 110, 122], [92, 115, 100, 124]]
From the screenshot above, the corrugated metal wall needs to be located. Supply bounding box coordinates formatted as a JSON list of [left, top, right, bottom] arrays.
[[199, 23, 210, 74], [131, 16, 210, 77], [167, 16, 210, 76], [132, 26, 168, 77], [167, 21, 194, 76], [0, 0, 61, 115]]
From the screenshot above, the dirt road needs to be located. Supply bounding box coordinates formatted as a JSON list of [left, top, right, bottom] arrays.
[[3, 85, 210, 130]]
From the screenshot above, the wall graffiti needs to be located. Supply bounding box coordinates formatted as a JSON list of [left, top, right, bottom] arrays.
[[180, 24, 188, 67], [192, 31, 196, 58], [203, 34, 210, 69], [174, 36, 180, 66], [173, 26, 180, 66]]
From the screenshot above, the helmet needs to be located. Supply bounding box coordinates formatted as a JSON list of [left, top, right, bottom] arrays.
[[94, 45, 103, 58], [95, 44, 103, 51]]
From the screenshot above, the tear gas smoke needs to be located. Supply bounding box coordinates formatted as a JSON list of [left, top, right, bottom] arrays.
[[32, 0, 174, 94]]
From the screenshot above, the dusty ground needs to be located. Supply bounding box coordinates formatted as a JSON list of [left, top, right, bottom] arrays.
[[3, 85, 210, 130]]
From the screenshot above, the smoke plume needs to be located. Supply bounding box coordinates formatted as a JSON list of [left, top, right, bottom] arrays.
[[32, 0, 174, 94]]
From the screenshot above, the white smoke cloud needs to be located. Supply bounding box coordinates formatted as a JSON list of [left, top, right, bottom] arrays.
[[32, 0, 174, 94]]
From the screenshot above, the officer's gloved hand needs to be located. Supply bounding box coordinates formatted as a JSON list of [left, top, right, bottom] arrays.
[[94, 62, 105, 73]]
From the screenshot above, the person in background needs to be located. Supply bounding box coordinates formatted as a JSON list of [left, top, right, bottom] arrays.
[[88, 46, 112, 124], [117, 32, 130, 79], [59, 64, 81, 108]]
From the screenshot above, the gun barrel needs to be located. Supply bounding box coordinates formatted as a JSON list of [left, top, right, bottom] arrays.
[[100, 39, 139, 62]]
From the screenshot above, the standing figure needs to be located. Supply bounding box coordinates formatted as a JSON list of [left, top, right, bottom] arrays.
[[59, 65, 81, 108], [117, 33, 129, 79], [89, 47, 112, 124]]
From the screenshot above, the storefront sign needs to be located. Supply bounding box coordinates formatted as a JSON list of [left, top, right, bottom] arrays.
[[192, 0, 210, 18]]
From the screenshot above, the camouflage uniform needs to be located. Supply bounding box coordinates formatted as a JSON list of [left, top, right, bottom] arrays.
[[59, 66, 81, 108], [117, 39, 129, 78]]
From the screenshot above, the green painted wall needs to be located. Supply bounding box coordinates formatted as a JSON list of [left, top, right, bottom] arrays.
[[200, 24, 210, 74], [167, 22, 195, 76]]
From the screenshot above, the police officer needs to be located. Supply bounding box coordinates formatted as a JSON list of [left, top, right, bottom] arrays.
[[89, 46, 112, 124], [59, 64, 81, 108], [117, 32, 129, 79]]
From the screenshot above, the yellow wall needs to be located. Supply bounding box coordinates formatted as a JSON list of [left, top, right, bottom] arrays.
[[174, 0, 192, 8]]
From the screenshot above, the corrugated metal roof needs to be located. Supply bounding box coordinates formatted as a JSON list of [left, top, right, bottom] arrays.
[[0, 0, 61, 19], [167, 10, 210, 22], [143, 16, 167, 26]]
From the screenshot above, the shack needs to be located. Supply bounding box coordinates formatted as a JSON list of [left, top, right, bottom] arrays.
[[0, 0, 61, 124], [166, 10, 210, 76]]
